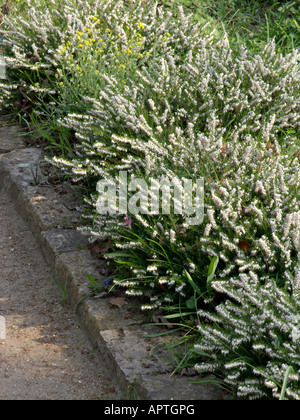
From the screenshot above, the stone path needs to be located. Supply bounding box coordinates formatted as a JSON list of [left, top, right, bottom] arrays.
[[0, 121, 121, 400]]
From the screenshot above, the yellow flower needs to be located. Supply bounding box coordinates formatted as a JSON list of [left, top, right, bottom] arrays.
[[95, 70, 100, 75], [138, 22, 145, 30], [58, 46, 67, 54]]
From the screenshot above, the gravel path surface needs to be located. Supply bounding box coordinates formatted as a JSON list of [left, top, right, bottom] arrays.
[[0, 188, 120, 400]]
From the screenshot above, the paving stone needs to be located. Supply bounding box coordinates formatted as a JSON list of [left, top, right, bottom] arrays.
[[0, 125, 25, 153], [41, 229, 89, 266], [100, 326, 226, 400], [0, 148, 43, 199], [54, 250, 146, 334], [15, 187, 80, 236]]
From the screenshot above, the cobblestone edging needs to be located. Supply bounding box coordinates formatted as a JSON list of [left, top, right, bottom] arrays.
[[0, 117, 225, 400]]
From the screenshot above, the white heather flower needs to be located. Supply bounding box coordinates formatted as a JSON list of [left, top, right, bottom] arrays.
[[204, 223, 212, 237], [189, 263, 196, 273], [257, 236, 274, 259], [255, 180, 266, 197], [291, 323, 300, 344], [170, 229, 176, 243], [211, 192, 223, 208], [207, 208, 218, 229], [147, 265, 158, 272], [148, 99, 156, 110]]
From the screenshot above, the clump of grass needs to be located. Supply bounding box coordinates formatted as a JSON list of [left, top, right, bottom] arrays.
[[162, 0, 300, 53]]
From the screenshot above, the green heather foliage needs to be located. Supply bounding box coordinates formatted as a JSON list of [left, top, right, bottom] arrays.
[[0, 0, 299, 400]]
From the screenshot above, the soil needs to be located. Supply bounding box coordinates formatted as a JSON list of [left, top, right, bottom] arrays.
[[0, 188, 121, 400]]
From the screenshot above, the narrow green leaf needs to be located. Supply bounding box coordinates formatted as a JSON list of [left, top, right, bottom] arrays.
[[105, 252, 129, 258], [184, 270, 202, 296], [280, 366, 294, 400], [207, 256, 219, 294], [164, 311, 196, 319]]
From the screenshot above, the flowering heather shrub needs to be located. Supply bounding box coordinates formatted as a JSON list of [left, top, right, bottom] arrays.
[[1, 0, 300, 400], [195, 271, 300, 399], [0, 0, 123, 107], [53, 41, 300, 399], [51, 38, 300, 281], [52, 37, 300, 186], [0, 0, 212, 112]]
